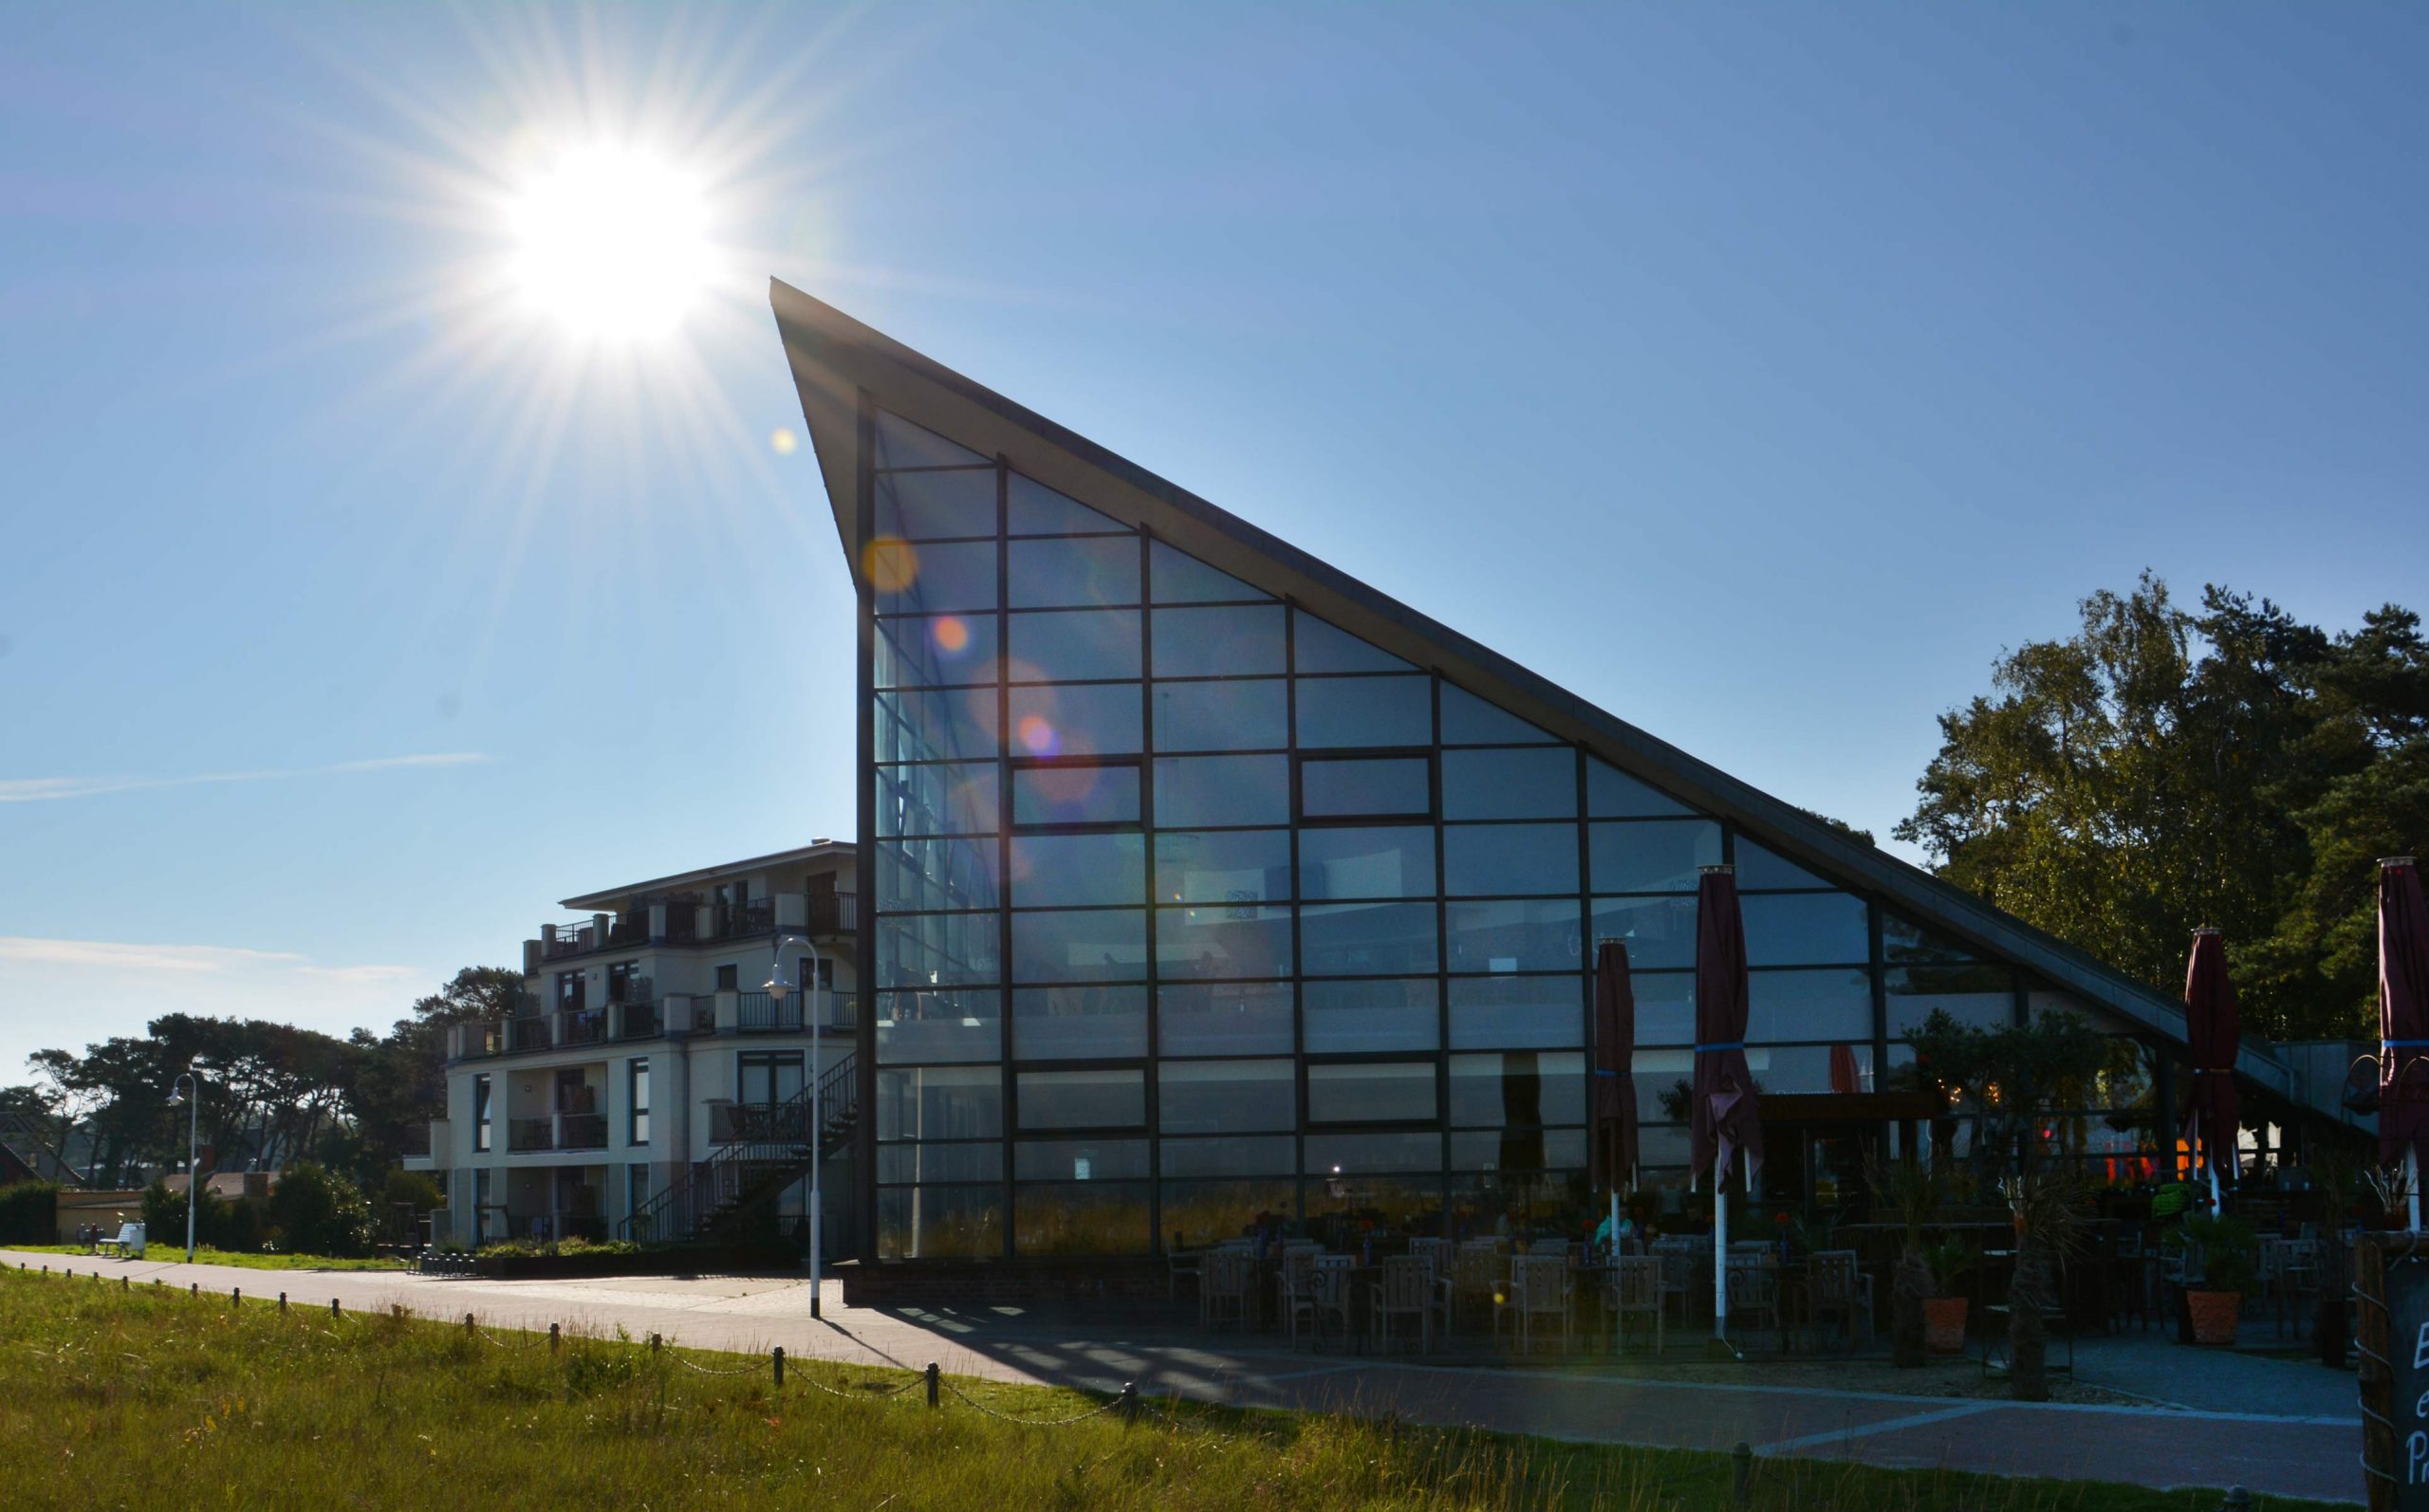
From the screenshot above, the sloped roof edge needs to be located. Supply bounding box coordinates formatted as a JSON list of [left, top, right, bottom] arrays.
[[768, 278, 2289, 1095], [561, 839, 854, 912]]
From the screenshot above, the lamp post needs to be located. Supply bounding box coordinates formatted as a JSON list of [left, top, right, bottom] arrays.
[[766, 932, 825, 1318], [167, 1069, 202, 1263]]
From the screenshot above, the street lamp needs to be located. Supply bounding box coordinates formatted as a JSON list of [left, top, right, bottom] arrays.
[[166, 1068, 203, 1263], [766, 932, 825, 1318]]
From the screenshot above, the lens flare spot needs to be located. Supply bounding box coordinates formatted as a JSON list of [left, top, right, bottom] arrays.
[[932, 616, 970, 654], [770, 427, 799, 454], [1017, 715, 1060, 756], [864, 537, 918, 593]]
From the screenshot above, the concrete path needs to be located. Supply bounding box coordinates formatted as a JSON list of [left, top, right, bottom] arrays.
[[5, 1249, 2361, 1504]]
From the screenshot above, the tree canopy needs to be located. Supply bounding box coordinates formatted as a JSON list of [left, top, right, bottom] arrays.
[[1897, 573, 2429, 1040]]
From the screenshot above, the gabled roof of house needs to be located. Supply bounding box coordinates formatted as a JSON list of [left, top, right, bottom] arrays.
[[769, 278, 2291, 1097], [560, 840, 855, 912], [0, 1111, 84, 1188]]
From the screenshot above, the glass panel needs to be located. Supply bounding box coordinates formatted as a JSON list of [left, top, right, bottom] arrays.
[[1150, 604, 1287, 677], [1448, 976, 1583, 1050], [876, 613, 998, 689], [1294, 674, 1431, 747], [1013, 1183, 1151, 1255], [1445, 899, 1581, 973], [1448, 1051, 1585, 1126], [1587, 819, 1720, 893], [1745, 1043, 1875, 1095], [1156, 905, 1292, 978], [1158, 982, 1293, 1056], [1149, 539, 1269, 602], [1585, 757, 1691, 819], [1304, 1133, 1438, 1173], [874, 989, 1004, 1065], [1010, 832, 1146, 907], [1158, 1060, 1296, 1134], [1631, 972, 1696, 1045], [877, 1142, 1002, 1184], [1440, 747, 1576, 820], [1736, 837, 1831, 891], [875, 1065, 1002, 1141], [1748, 968, 1873, 1042], [1008, 471, 1123, 535], [1442, 823, 1580, 896], [1012, 985, 1149, 1060], [1742, 893, 1868, 967], [1011, 763, 1140, 826], [1292, 609, 1411, 673], [874, 837, 1000, 913], [1009, 909, 1147, 983], [1015, 1138, 1149, 1181], [875, 467, 995, 541], [1301, 901, 1439, 976], [875, 410, 987, 470], [876, 912, 1001, 988], [1302, 756, 1432, 820], [1882, 913, 1986, 966], [1439, 683, 1557, 745], [1151, 754, 1289, 827], [1303, 977, 1437, 1052], [1587, 897, 1698, 971], [1006, 610, 1140, 682], [1008, 683, 1141, 757], [1151, 679, 1288, 752], [876, 688, 999, 764], [1007, 536, 1139, 609], [1307, 1061, 1437, 1124], [876, 762, 999, 838], [1159, 1137, 1294, 1176], [1299, 825, 1434, 900], [1154, 829, 1290, 905], [1886, 964, 2013, 1035], [872, 538, 995, 615], [878, 1186, 1001, 1260], [1016, 1068, 1146, 1129], [1451, 1129, 1585, 1171], [1162, 1178, 1298, 1247]]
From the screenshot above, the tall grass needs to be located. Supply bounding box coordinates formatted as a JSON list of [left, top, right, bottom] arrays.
[[0, 1266, 2323, 1511], [6, 1243, 405, 1271]]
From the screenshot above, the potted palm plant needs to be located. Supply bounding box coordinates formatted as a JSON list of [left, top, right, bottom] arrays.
[[2181, 1213, 2258, 1346], [1922, 1237, 1974, 1354]]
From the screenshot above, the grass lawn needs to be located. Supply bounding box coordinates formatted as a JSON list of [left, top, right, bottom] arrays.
[[0, 1265, 2337, 1512], [6, 1244, 406, 1272]]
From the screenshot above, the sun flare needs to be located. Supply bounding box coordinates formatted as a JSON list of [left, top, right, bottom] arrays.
[[507, 143, 717, 342]]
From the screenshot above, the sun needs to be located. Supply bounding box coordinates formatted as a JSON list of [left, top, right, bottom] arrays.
[[507, 142, 717, 343]]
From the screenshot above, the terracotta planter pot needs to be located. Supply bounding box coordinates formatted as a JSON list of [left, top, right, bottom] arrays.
[[2186, 1289, 2241, 1346], [1922, 1296, 1969, 1355]]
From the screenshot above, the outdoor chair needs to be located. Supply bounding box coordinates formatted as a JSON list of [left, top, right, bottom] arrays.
[[1281, 1248, 1322, 1348], [94, 1222, 145, 1260], [1724, 1254, 1780, 1341], [1200, 1247, 1254, 1333], [1168, 1247, 1202, 1301], [1497, 1253, 1573, 1355], [1802, 1249, 1873, 1352], [1369, 1255, 1434, 1355], [1307, 1255, 1358, 1350], [1606, 1253, 1663, 1355], [1650, 1237, 1706, 1325]]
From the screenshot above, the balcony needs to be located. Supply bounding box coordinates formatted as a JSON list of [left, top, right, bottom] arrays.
[[508, 1016, 553, 1054], [616, 1000, 661, 1040], [807, 891, 858, 937], [402, 1121, 432, 1158], [558, 1007, 606, 1047], [558, 1114, 608, 1151], [507, 1117, 555, 1152], [735, 991, 803, 1033]]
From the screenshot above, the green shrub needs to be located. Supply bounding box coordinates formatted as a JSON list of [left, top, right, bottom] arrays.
[[0, 1182, 56, 1245], [140, 1178, 252, 1250], [473, 1235, 642, 1260], [267, 1162, 374, 1258]]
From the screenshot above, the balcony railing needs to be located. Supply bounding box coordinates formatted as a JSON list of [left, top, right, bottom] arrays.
[[508, 1017, 552, 1054], [617, 1000, 661, 1040], [507, 1117, 554, 1152], [558, 1114, 608, 1151], [734, 991, 802, 1033], [402, 1122, 432, 1158], [807, 892, 858, 936], [559, 1007, 606, 1047]]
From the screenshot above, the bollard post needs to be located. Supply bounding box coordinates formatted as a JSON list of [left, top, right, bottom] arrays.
[[1119, 1381, 1140, 1427], [925, 1362, 940, 1409], [153, 1278, 161, 1288], [2221, 1490, 2251, 1512], [549, 1322, 561, 1354], [466, 1312, 476, 1336], [278, 1292, 287, 1313], [331, 1298, 341, 1318], [649, 1333, 661, 1356], [772, 1346, 785, 1388], [1732, 1442, 1752, 1506], [191, 1282, 198, 1299], [232, 1288, 240, 1308]]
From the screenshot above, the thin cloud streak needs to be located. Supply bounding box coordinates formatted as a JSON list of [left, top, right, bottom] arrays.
[[0, 752, 491, 803]]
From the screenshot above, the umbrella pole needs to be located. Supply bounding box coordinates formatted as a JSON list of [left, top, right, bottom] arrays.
[[2410, 1146, 2422, 1233], [1713, 1166, 1729, 1341]]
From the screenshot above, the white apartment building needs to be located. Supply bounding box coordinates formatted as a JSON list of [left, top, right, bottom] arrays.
[[406, 841, 859, 1254]]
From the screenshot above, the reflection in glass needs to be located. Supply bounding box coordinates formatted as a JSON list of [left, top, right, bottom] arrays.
[[1587, 820, 1720, 894], [1008, 471, 1123, 535], [875, 837, 1000, 913], [1450, 1130, 1586, 1171], [874, 989, 1004, 1065], [1009, 909, 1147, 983], [1443, 823, 1581, 896], [1301, 901, 1439, 976], [1441, 747, 1576, 820], [1883, 913, 1986, 966], [1011, 763, 1140, 826], [1008, 537, 1140, 609], [877, 762, 999, 838], [1010, 832, 1147, 908], [1006, 610, 1141, 682], [1585, 758, 1692, 819], [1446, 899, 1581, 973], [1630, 972, 1696, 1045], [1159, 1140, 1290, 1177], [875, 410, 987, 470], [1158, 1060, 1296, 1134], [1294, 674, 1432, 747], [1589, 897, 1698, 971], [1008, 683, 1141, 757], [1017, 1068, 1146, 1129], [878, 1186, 1001, 1260], [1742, 893, 1869, 967], [1304, 1133, 1440, 1174], [1163, 1179, 1298, 1247], [1291, 610, 1410, 673], [876, 687, 1000, 764], [1303, 977, 1437, 1053], [1154, 829, 1289, 905], [1886, 965, 2013, 1034], [1012, 985, 1149, 1060], [1736, 837, 1830, 891], [874, 539, 997, 615], [1307, 1061, 1437, 1124], [1013, 1182, 1151, 1255], [1155, 906, 1291, 978], [1151, 679, 1288, 751], [1151, 604, 1287, 677], [1299, 825, 1434, 900], [1747, 968, 1872, 1042], [1149, 539, 1269, 603], [1448, 1051, 1585, 1127], [1015, 1138, 1149, 1181], [877, 1141, 1002, 1184], [875, 1065, 1002, 1142], [1439, 683, 1557, 745], [1151, 755, 1289, 827], [876, 613, 999, 689], [877, 912, 1001, 989], [1448, 975, 1583, 1049], [1302, 757, 1432, 820], [1157, 982, 1293, 1056], [875, 468, 996, 541]]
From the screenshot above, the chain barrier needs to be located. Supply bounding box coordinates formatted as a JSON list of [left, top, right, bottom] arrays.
[[671, 1353, 767, 1377], [791, 1368, 925, 1402], [940, 1375, 1128, 1428]]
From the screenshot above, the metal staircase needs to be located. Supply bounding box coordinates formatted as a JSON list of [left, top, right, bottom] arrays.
[[625, 1050, 857, 1247]]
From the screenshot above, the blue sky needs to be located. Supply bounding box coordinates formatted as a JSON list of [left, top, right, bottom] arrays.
[[3, 4, 2424, 1079]]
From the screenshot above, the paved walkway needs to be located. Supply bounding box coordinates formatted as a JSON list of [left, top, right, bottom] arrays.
[[4, 1249, 2361, 1504]]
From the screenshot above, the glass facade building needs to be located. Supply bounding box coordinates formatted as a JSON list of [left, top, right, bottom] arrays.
[[773, 281, 2284, 1266]]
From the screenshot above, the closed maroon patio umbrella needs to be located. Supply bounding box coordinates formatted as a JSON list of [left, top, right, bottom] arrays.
[[1691, 863, 1760, 1342], [1591, 940, 1640, 1250], [2183, 928, 2241, 1205], [2381, 857, 2429, 1228]]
